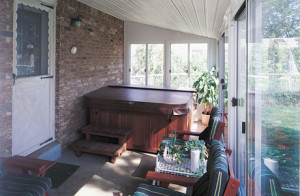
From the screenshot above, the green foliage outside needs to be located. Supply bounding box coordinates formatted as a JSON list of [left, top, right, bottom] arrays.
[[248, 0, 300, 192]]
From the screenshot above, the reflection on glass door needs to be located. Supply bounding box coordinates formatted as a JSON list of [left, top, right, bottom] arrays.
[[248, 0, 300, 195], [236, 9, 247, 186]]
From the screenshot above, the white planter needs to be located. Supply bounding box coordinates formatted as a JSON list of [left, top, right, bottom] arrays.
[[264, 158, 279, 177], [191, 149, 200, 172]]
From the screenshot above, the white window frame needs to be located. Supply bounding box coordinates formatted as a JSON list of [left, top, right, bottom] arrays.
[[168, 41, 209, 88], [125, 41, 209, 88], [125, 42, 165, 86]]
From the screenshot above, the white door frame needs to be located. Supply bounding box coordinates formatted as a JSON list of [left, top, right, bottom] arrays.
[[12, 0, 56, 155]]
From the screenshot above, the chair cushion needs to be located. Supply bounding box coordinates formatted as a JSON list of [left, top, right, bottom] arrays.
[[192, 172, 209, 196], [0, 160, 7, 178], [207, 142, 229, 196], [0, 174, 52, 196], [209, 119, 220, 144], [206, 140, 224, 173], [133, 183, 185, 196]]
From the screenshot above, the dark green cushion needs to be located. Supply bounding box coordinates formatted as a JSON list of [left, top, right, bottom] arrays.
[[207, 142, 229, 196], [209, 119, 220, 143], [0, 174, 52, 196], [192, 172, 209, 196], [0, 161, 7, 178], [206, 140, 224, 173], [133, 183, 185, 196]]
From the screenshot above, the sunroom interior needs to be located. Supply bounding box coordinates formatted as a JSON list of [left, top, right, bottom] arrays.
[[0, 0, 299, 195]]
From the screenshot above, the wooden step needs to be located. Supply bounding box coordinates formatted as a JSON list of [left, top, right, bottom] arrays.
[[82, 125, 130, 139], [72, 140, 126, 163]]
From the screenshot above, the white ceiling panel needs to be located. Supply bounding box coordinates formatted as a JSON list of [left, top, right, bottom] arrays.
[[77, 0, 231, 39]]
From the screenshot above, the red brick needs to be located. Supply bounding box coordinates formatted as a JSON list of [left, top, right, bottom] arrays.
[[55, 0, 124, 149]]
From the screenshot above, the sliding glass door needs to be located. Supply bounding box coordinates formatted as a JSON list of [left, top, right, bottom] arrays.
[[236, 9, 247, 187], [247, 0, 300, 195]]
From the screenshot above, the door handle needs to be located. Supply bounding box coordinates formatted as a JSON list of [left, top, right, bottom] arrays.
[[12, 73, 16, 86], [242, 121, 245, 134], [40, 75, 53, 79]]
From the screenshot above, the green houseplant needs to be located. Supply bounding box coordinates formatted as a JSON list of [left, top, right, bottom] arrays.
[[158, 130, 184, 164], [193, 67, 219, 124]]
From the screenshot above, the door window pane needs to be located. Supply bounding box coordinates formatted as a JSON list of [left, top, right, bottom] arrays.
[[171, 44, 188, 87], [248, 0, 300, 195], [237, 10, 247, 186], [190, 43, 208, 87], [148, 44, 164, 86], [223, 35, 229, 146], [16, 4, 49, 77], [130, 44, 146, 85]]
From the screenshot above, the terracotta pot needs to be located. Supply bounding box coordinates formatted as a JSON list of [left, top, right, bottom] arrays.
[[201, 114, 210, 126]]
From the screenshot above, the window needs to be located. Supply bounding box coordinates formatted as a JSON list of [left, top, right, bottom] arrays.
[[247, 0, 300, 194], [16, 4, 49, 77], [171, 43, 208, 88], [130, 44, 164, 86]]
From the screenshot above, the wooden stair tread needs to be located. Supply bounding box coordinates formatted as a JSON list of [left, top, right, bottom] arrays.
[[72, 140, 125, 156], [82, 125, 130, 138]]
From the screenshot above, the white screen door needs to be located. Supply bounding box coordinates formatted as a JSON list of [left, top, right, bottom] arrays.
[[12, 1, 54, 155]]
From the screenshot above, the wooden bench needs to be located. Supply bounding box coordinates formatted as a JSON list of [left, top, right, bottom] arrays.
[[0, 155, 56, 176]]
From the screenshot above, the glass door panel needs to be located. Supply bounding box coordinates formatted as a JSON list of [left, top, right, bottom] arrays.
[[237, 10, 247, 186], [171, 44, 188, 87], [248, 0, 300, 195], [16, 4, 49, 77], [148, 44, 164, 86], [190, 43, 208, 87], [130, 44, 146, 85]]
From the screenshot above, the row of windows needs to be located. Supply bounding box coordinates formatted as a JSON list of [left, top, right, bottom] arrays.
[[129, 43, 208, 88]]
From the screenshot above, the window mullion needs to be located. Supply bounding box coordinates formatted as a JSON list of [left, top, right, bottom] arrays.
[[145, 44, 148, 85], [188, 43, 191, 87]]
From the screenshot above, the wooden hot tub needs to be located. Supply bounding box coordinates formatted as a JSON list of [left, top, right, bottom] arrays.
[[85, 85, 195, 153]]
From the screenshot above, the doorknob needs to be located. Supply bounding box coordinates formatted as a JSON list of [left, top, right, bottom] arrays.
[[12, 73, 16, 86], [40, 75, 53, 79]]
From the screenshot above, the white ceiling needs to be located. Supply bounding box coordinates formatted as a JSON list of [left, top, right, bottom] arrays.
[[77, 0, 231, 39]]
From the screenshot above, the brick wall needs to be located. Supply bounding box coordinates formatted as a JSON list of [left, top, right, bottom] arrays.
[[0, 0, 13, 157], [56, 0, 124, 149]]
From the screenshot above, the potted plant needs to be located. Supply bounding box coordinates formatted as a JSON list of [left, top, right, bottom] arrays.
[[158, 130, 184, 164], [184, 140, 208, 172], [193, 67, 219, 125]]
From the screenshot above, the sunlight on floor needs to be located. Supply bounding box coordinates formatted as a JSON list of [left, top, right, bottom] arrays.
[[75, 174, 118, 196]]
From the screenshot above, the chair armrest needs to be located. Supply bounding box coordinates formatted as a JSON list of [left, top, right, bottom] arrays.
[[214, 122, 225, 140], [146, 171, 198, 187], [224, 147, 240, 196]]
